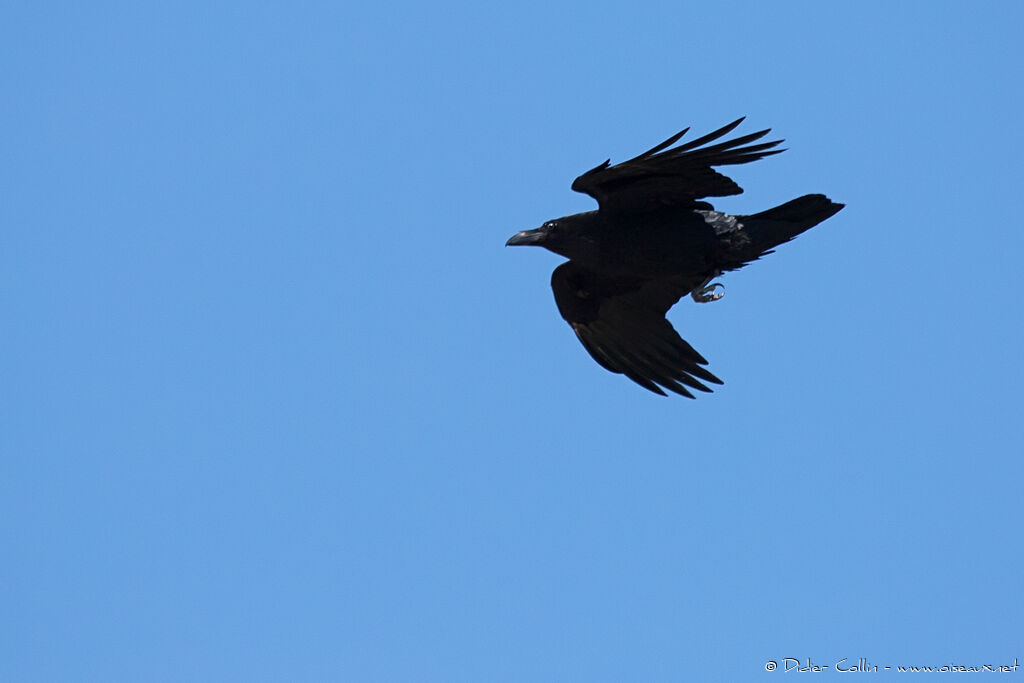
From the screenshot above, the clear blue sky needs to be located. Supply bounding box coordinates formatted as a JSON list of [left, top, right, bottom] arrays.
[[3, 2, 1022, 681]]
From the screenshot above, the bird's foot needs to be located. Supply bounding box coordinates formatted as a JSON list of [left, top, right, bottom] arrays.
[[691, 274, 725, 303]]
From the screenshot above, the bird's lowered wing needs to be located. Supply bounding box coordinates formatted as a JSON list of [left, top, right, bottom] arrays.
[[550, 262, 723, 397], [570, 117, 783, 214]]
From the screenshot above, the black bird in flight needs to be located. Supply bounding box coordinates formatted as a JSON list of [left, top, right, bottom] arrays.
[[506, 118, 843, 397]]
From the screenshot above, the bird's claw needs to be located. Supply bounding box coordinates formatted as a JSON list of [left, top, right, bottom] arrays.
[[691, 281, 725, 303]]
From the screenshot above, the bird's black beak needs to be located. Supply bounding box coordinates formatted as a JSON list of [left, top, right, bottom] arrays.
[[505, 228, 545, 247]]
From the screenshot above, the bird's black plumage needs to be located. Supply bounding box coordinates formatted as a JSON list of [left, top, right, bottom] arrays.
[[506, 118, 844, 397]]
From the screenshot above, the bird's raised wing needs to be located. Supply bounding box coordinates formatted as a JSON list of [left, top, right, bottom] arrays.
[[571, 118, 783, 214], [550, 262, 723, 397]]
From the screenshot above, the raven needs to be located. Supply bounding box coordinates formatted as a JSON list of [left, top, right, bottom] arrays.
[[506, 118, 843, 398]]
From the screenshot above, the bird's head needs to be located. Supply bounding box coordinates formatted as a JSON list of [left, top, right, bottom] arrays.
[[505, 214, 596, 260], [505, 219, 560, 248]]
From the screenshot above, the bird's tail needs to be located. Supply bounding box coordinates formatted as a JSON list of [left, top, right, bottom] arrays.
[[726, 194, 843, 267]]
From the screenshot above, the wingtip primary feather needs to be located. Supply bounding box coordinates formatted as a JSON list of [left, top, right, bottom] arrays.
[[672, 117, 749, 153], [625, 127, 691, 163]]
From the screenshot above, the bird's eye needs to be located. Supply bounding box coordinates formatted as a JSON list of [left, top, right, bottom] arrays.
[[544, 222, 555, 230]]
